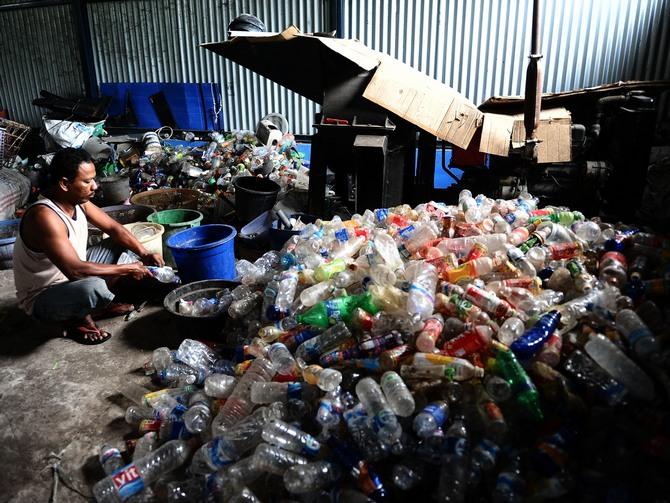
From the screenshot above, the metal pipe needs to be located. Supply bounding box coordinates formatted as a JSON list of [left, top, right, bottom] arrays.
[[71, 0, 98, 98], [523, 0, 543, 162]]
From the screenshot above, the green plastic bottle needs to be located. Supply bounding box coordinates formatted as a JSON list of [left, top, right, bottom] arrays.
[[488, 341, 543, 421], [296, 292, 380, 328]]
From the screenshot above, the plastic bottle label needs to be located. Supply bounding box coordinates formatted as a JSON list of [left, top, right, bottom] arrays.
[[381, 372, 401, 387], [375, 208, 389, 222], [399, 225, 415, 238], [209, 437, 234, 468], [626, 327, 653, 347], [371, 409, 396, 434], [409, 283, 435, 304], [422, 403, 446, 426], [301, 435, 321, 456], [287, 382, 303, 399], [324, 301, 343, 322], [100, 447, 121, 465], [335, 229, 349, 242], [111, 464, 145, 501], [443, 436, 467, 457]]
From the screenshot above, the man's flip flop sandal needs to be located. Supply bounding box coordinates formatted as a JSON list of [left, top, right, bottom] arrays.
[[91, 302, 135, 321], [63, 325, 112, 345]]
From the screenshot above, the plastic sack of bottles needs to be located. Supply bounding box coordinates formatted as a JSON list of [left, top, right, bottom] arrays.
[[94, 189, 670, 502]]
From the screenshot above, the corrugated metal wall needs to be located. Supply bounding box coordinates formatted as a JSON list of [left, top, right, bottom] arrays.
[[342, 0, 670, 117], [1, 0, 668, 130], [88, 0, 328, 134], [0, 3, 84, 126]]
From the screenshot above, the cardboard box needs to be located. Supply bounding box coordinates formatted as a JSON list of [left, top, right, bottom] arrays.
[[202, 26, 481, 149], [205, 26, 576, 162], [479, 108, 572, 163]]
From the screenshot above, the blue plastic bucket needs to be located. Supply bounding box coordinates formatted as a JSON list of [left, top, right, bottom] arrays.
[[166, 224, 237, 283]]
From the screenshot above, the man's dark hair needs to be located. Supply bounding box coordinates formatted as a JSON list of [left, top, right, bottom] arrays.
[[40, 148, 93, 188]]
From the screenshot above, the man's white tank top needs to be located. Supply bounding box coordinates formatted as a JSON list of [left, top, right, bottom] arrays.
[[13, 198, 88, 314]]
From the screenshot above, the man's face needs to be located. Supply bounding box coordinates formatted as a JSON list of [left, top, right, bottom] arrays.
[[62, 162, 98, 204]]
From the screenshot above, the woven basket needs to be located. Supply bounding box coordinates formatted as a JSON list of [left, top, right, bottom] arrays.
[[0, 118, 30, 168]]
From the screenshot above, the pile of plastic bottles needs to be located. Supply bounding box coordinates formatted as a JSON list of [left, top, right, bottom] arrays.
[[94, 190, 670, 502], [129, 130, 309, 197]]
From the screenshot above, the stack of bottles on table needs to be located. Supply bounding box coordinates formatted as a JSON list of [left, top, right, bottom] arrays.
[[94, 190, 670, 502], [130, 129, 309, 197]]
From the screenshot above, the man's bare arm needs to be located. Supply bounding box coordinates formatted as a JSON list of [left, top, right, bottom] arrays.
[[23, 206, 149, 280]]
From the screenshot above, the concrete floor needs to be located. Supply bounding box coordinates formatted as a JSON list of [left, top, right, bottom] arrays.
[[0, 269, 188, 503]]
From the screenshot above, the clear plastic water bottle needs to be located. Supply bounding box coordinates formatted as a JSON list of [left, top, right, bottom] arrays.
[[93, 440, 191, 503], [380, 371, 415, 417], [413, 400, 449, 437], [251, 443, 308, 475], [211, 358, 276, 434], [99, 444, 124, 475], [484, 375, 512, 402], [300, 362, 342, 392], [267, 342, 297, 375], [299, 280, 335, 307], [469, 438, 500, 484], [406, 262, 438, 319], [283, 460, 340, 493], [496, 317, 525, 346], [316, 390, 344, 434], [229, 291, 263, 319], [262, 418, 321, 456], [151, 347, 174, 372], [131, 432, 157, 462], [563, 350, 627, 406], [250, 381, 318, 404], [148, 266, 179, 283], [191, 406, 283, 474], [295, 322, 352, 362], [392, 459, 425, 490], [165, 477, 208, 502], [157, 363, 202, 387], [125, 405, 155, 426], [584, 333, 655, 401], [506, 247, 537, 278], [615, 308, 660, 358], [493, 454, 525, 503], [227, 486, 262, 503], [342, 403, 389, 461], [211, 358, 236, 376], [226, 456, 262, 485], [203, 374, 236, 398], [261, 280, 279, 321], [373, 230, 404, 270], [183, 390, 211, 434], [274, 271, 299, 315], [370, 263, 397, 287], [437, 417, 469, 503], [355, 377, 402, 444], [175, 339, 216, 374]]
